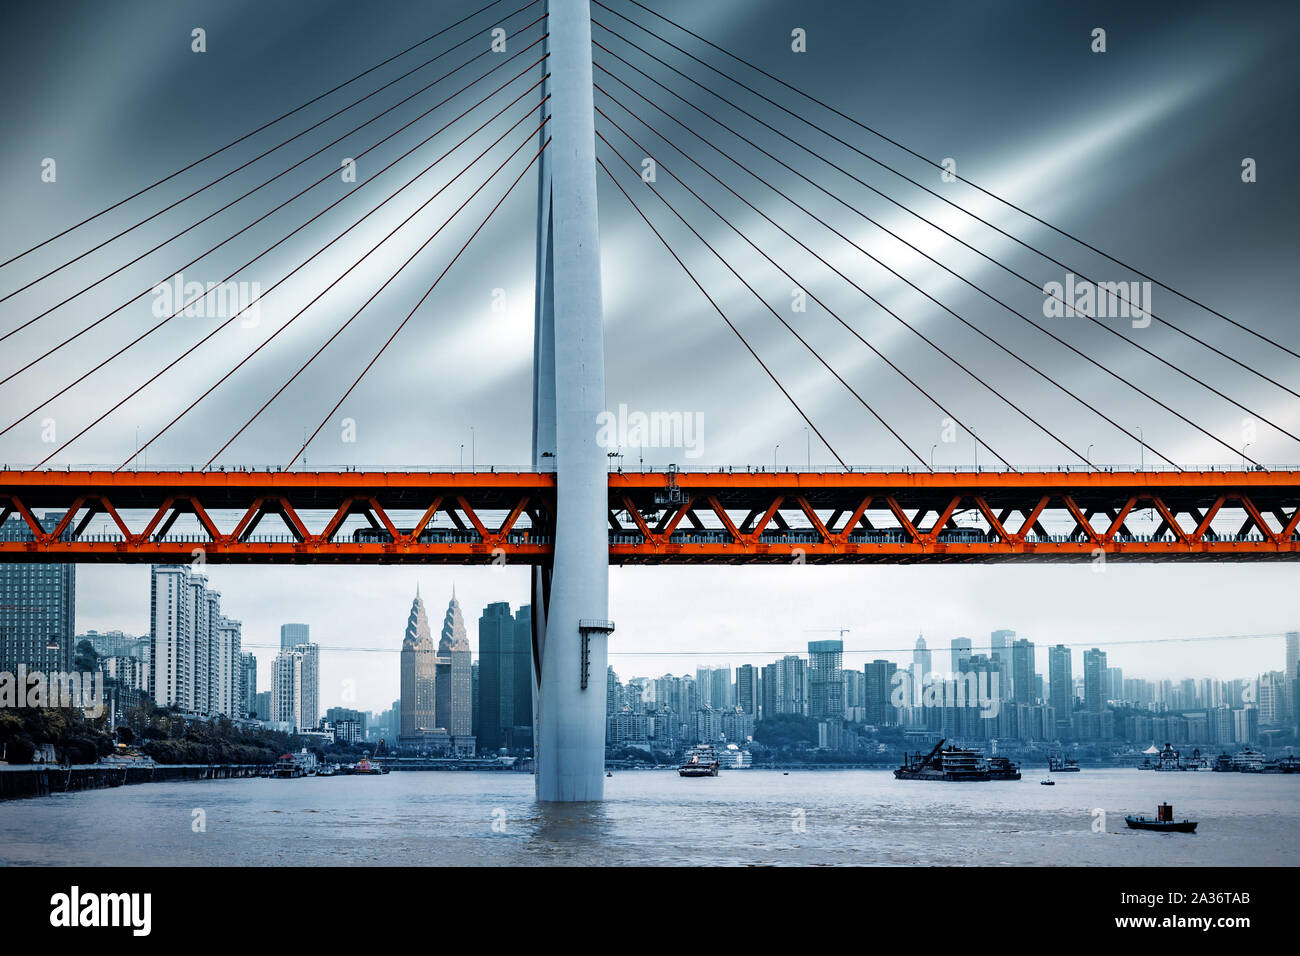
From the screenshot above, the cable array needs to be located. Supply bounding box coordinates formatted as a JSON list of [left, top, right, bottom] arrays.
[[1, 0, 1293, 472], [589, 0, 1297, 470]]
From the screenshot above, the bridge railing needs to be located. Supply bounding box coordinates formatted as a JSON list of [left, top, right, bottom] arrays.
[[3, 462, 1297, 474]]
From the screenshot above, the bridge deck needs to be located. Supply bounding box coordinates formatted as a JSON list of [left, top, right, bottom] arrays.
[[1, 469, 1296, 563]]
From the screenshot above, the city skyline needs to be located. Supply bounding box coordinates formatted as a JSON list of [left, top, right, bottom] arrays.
[[67, 560, 1296, 712], [1, 0, 1297, 728]]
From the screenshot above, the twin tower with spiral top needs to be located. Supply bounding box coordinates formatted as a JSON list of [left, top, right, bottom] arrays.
[[399, 586, 473, 751]]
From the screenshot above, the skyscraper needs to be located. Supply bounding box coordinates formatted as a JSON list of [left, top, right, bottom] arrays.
[[400, 589, 437, 738], [695, 666, 716, 708], [910, 635, 932, 709], [761, 661, 782, 719], [951, 637, 972, 673], [0, 513, 75, 674], [808, 640, 844, 719], [512, 605, 534, 743], [1083, 648, 1108, 712], [777, 655, 806, 715], [990, 628, 1015, 701], [736, 664, 757, 715], [436, 590, 473, 738], [1286, 631, 1299, 681], [240, 652, 258, 717], [710, 666, 733, 710], [1011, 638, 1036, 704], [280, 623, 309, 650], [271, 643, 318, 731], [864, 659, 897, 726], [476, 602, 533, 751], [1048, 644, 1073, 734]]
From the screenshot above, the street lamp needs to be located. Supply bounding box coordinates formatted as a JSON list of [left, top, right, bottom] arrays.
[[1086, 443, 1094, 466], [803, 427, 811, 471], [1242, 443, 1252, 469], [1136, 426, 1144, 471], [930, 444, 937, 471], [773, 443, 780, 473]]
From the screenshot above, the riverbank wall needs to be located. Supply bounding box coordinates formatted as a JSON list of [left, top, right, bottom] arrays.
[[0, 763, 264, 801]]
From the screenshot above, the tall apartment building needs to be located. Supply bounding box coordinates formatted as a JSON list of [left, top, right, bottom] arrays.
[[864, 659, 897, 726], [239, 652, 258, 718], [271, 643, 319, 732], [990, 629, 1015, 701], [1048, 644, 1073, 734], [1011, 638, 1037, 705], [280, 623, 309, 650], [150, 565, 241, 717], [735, 664, 757, 716], [807, 640, 844, 720], [0, 513, 75, 674]]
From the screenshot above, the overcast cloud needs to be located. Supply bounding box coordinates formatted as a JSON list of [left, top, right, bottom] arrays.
[[1, 0, 1297, 710]]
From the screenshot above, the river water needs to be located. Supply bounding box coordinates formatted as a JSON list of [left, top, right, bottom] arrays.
[[0, 769, 1295, 866]]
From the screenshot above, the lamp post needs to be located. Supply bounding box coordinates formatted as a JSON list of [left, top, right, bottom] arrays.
[[930, 444, 937, 471], [773, 443, 779, 473], [1137, 426, 1144, 471]]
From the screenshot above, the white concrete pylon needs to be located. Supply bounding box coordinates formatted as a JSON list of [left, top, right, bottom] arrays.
[[531, 0, 610, 802]]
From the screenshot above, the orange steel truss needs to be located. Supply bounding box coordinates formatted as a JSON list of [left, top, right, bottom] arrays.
[[0, 468, 1297, 564]]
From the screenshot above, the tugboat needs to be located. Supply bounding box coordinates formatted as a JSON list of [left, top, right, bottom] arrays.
[[1125, 802, 1197, 833], [679, 744, 720, 777], [987, 756, 1022, 780], [348, 756, 384, 775], [894, 739, 990, 781]]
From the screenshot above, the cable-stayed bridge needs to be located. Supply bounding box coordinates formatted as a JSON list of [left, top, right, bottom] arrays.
[[1, 0, 1296, 797], [1, 466, 1297, 563]]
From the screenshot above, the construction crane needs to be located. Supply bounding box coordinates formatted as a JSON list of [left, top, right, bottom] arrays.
[[805, 627, 851, 640]]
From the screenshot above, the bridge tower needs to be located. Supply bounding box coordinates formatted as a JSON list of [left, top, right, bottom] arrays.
[[531, 0, 611, 801]]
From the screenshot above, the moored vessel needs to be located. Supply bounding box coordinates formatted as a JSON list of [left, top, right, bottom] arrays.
[[1048, 753, 1080, 773], [987, 756, 1021, 780], [679, 744, 720, 777], [894, 739, 990, 781]]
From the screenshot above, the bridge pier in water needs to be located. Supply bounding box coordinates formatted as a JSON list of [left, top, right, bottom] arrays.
[[531, 0, 610, 802]]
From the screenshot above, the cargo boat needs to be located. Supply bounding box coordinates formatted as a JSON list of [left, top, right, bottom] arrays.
[[1048, 754, 1080, 773], [894, 739, 990, 781]]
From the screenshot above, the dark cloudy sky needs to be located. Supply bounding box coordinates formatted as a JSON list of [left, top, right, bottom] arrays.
[[1, 1, 1296, 709]]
